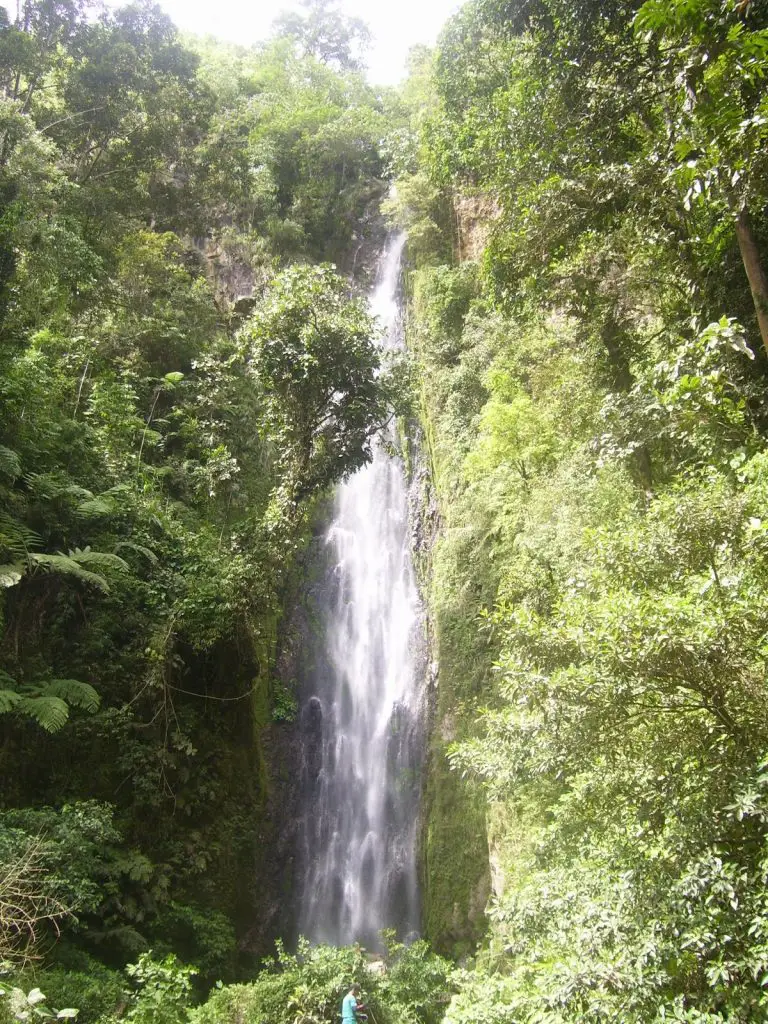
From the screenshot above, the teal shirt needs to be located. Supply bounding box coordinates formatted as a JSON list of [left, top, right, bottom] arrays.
[[342, 993, 358, 1023]]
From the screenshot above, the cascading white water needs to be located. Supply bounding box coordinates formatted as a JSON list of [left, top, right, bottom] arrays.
[[297, 236, 425, 947]]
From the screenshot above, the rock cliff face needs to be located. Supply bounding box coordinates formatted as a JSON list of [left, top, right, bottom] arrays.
[[452, 194, 499, 263], [270, 523, 340, 947], [217, 500, 341, 957], [404, 419, 492, 957]]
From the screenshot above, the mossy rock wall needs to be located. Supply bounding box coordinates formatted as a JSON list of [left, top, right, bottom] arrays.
[[407, 416, 492, 956]]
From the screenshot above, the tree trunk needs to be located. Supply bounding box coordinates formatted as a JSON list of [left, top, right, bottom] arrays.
[[735, 209, 768, 358]]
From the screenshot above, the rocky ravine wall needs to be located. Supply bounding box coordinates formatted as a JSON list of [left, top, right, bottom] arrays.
[[406, 414, 492, 958]]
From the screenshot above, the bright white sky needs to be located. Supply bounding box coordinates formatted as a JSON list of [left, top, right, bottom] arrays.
[[159, 0, 463, 84], [1, 0, 464, 85]]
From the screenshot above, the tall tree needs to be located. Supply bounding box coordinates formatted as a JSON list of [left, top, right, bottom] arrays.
[[273, 0, 371, 71], [635, 0, 768, 353], [247, 263, 388, 506]]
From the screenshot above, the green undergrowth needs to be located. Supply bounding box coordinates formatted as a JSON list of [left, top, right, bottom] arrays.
[[392, 0, 768, 1012], [1, 940, 456, 1024]]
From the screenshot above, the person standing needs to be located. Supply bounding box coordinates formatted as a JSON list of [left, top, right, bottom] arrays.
[[341, 984, 366, 1023]]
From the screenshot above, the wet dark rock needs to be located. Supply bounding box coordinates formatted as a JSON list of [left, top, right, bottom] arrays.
[[233, 294, 257, 317]]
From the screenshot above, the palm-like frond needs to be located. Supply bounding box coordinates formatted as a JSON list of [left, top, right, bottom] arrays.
[[75, 496, 116, 519], [0, 446, 21, 481], [113, 541, 159, 565], [12, 544, 130, 593], [0, 689, 23, 714], [29, 553, 111, 593], [0, 512, 42, 560], [0, 672, 100, 731], [19, 695, 69, 733], [26, 474, 94, 504], [43, 679, 100, 713], [67, 547, 129, 572]]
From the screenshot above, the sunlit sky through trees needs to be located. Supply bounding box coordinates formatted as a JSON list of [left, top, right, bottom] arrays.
[[0, 0, 463, 84]]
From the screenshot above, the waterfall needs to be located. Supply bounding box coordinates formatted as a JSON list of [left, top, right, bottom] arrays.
[[297, 236, 426, 948]]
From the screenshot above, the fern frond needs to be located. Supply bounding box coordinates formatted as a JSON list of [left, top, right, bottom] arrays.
[[0, 674, 99, 729], [0, 446, 21, 481], [29, 553, 110, 593], [19, 695, 69, 732], [0, 512, 42, 558], [0, 563, 25, 588], [25, 473, 74, 499], [0, 530, 27, 560], [113, 541, 159, 565], [67, 548, 129, 572], [75, 496, 115, 519], [0, 689, 23, 714], [43, 679, 100, 713], [63, 484, 95, 501], [35, 475, 94, 500]]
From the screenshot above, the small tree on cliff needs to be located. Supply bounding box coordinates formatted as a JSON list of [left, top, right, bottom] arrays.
[[247, 264, 390, 509]]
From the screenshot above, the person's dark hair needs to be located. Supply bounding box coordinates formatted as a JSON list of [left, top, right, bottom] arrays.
[[351, 984, 361, 995]]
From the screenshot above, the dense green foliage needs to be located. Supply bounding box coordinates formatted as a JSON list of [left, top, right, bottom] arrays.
[[190, 938, 452, 1024], [248, 263, 392, 505], [390, 0, 768, 1019], [0, 0, 392, 985], [0, 940, 453, 1024], [5, 0, 768, 1021]]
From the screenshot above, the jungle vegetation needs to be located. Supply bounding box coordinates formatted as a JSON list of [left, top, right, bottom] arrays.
[[390, 0, 768, 1020], [3, 0, 768, 1023], [0, 0, 394, 988]]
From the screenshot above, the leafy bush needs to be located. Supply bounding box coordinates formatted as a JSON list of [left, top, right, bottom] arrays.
[[271, 681, 298, 723], [192, 942, 368, 1024], [377, 934, 454, 1024], [125, 953, 196, 1024], [7, 966, 125, 1024], [192, 940, 453, 1024], [0, 985, 78, 1024]]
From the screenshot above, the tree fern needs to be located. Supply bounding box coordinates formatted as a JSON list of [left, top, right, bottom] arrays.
[[114, 541, 159, 565], [0, 671, 100, 730], [25, 474, 94, 504], [0, 512, 42, 561], [0, 689, 23, 713], [29, 553, 112, 592], [0, 446, 21, 481], [9, 546, 130, 592], [67, 547, 129, 572], [43, 679, 100, 713], [75, 495, 116, 519], [19, 695, 70, 732]]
